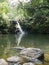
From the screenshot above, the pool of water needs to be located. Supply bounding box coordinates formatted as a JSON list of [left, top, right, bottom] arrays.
[[0, 34, 49, 65]]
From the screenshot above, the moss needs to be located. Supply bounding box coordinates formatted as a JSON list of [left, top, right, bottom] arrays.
[[44, 54, 49, 61]]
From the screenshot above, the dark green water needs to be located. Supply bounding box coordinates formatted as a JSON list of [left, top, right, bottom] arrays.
[[0, 34, 49, 65]]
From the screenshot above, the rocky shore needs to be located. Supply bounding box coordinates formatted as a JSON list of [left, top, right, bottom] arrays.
[[0, 48, 44, 65]]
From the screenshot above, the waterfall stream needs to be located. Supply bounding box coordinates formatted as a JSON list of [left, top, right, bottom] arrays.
[[16, 21, 24, 34], [15, 21, 25, 46]]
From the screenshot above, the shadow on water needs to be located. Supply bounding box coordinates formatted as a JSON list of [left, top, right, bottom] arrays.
[[0, 34, 49, 65]]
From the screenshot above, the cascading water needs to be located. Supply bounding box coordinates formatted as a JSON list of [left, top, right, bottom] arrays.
[[16, 21, 24, 34], [15, 21, 25, 46]]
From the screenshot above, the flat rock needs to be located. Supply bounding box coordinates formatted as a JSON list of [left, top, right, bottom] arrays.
[[23, 62, 35, 65], [0, 59, 8, 65], [7, 56, 21, 63], [20, 48, 44, 61]]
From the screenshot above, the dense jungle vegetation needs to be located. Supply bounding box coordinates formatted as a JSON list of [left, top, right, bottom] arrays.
[[0, 0, 49, 34]]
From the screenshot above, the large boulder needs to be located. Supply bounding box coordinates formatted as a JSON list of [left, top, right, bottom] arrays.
[[0, 59, 8, 65], [20, 48, 44, 62]]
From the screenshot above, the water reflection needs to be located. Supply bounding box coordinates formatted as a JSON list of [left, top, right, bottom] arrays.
[[0, 34, 49, 51], [15, 33, 25, 46]]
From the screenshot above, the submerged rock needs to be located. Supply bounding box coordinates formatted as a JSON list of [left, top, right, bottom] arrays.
[[20, 48, 44, 62], [7, 56, 21, 63], [23, 62, 35, 65], [32, 59, 43, 64], [0, 59, 8, 65], [10, 47, 25, 51]]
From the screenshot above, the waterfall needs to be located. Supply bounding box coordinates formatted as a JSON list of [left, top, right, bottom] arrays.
[[15, 21, 25, 46], [16, 21, 24, 34]]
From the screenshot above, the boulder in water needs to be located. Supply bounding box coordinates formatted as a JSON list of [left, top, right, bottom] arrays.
[[20, 48, 44, 62]]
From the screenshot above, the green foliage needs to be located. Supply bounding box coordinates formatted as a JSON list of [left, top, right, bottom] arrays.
[[0, 0, 49, 33], [0, 2, 9, 24], [0, 2, 9, 14]]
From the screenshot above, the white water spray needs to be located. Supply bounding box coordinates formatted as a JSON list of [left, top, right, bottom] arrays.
[[16, 21, 24, 34]]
